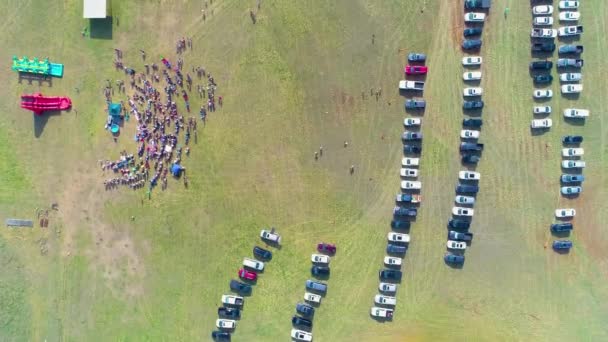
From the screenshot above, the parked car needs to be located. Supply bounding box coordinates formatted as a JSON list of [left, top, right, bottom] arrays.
[[221, 294, 244, 306], [311, 254, 330, 264], [551, 222, 573, 233], [463, 118, 483, 127], [405, 65, 428, 75], [462, 56, 482, 66], [561, 186, 582, 195], [384, 256, 403, 267], [404, 117, 422, 126], [464, 12, 485, 22], [563, 108, 589, 118], [462, 39, 483, 50], [531, 119, 552, 128], [562, 148, 584, 157], [393, 206, 417, 217], [559, 11, 580, 21], [400, 168, 419, 178], [408, 53, 426, 62], [370, 307, 394, 318], [449, 219, 471, 229], [447, 240, 467, 250], [296, 302, 315, 317], [460, 143, 484, 152], [464, 27, 483, 37], [400, 81, 424, 92], [260, 229, 281, 244], [317, 242, 336, 254], [311, 265, 330, 277], [532, 43, 556, 52], [374, 294, 397, 306], [461, 129, 480, 139], [388, 232, 410, 244], [391, 220, 411, 230], [463, 100, 484, 109], [558, 25, 583, 36], [401, 180, 422, 190], [532, 5, 553, 15], [402, 131, 423, 141], [218, 307, 241, 319], [304, 292, 322, 304], [557, 58, 584, 68], [459, 171, 481, 180], [238, 269, 257, 281], [253, 246, 272, 260], [462, 154, 481, 164], [403, 145, 422, 154], [559, 73, 582, 82], [449, 230, 474, 241], [455, 195, 475, 205], [405, 98, 426, 109], [533, 89, 553, 98], [379, 282, 397, 293], [463, 87, 483, 97], [561, 84, 583, 93], [211, 331, 231, 341], [463, 71, 482, 80], [452, 206, 474, 217], [534, 106, 551, 114], [386, 244, 408, 254], [291, 329, 313, 342], [230, 280, 252, 295], [305, 280, 328, 294], [243, 257, 264, 271], [561, 160, 586, 168], [216, 319, 236, 329], [530, 61, 553, 70], [395, 193, 421, 203], [558, 44, 583, 54], [530, 28, 557, 38], [559, 1, 579, 10], [562, 135, 583, 144], [553, 240, 573, 250], [456, 184, 479, 194], [561, 174, 584, 183], [464, 0, 491, 10], [555, 208, 576, 218], [292, 316, 313, 329], [533, 74, 553, 84], [534, 16, 554, 26], [379, 269, 402, 281], [444, 253, 465, 264]]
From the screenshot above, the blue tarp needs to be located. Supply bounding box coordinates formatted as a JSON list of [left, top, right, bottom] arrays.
[[171, 163, 182, 177], [109, 103, 122, 117]]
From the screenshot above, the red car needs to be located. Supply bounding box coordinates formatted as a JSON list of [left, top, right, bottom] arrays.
[[238, 269, 257, 281], [317, 243, 336, 254], [405, 65, 428, 75]]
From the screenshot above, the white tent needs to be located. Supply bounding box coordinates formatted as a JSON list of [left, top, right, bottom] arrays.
[[83, 0, 107, 19]]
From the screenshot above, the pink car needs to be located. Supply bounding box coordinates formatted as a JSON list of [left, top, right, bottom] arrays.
[[238, 269, 257, 281], [317, 243, 336, 254], [405, 65, 428, 75]]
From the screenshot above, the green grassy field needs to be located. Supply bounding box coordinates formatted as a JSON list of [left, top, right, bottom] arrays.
[[1, 0, 608, 341]]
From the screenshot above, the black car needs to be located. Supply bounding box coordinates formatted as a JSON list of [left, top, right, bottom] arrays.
[[292, 316, 313, 329], [405, 98, 426, 109], [391, 220, 411, 230], [463, 27, 483, 37], [460, 142, 484, 152], [379, 269, 402, 281], [448, 219, 471, 229], [444, 253, 465, 264], [551, 223, 573, 233], [296, 303, 315, 318], [463, 101, 484, 109], [455, 184, 479, 194], [386, 244, 407, 255], [403, 145, 422, 154], [462, 39, 482, 50], [218, 307, 241, 319], [463, 118, 483, 127], [562, 135, 583, 144], [461, 154, 480, 164], [311, 265, 330, 277], [230, 280, 252, 295], [533, 74, 553, 84], [530, 61, 553, 70], [211, 331, 231, 341], [253, 246, 272, 260], [532, 43, 556, 52]]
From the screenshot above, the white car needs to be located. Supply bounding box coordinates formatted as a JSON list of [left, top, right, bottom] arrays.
[[455, 195, 475, 205], [559, 11, 580, 21], [379, 282, 397, 293], [531, 119, 553, 128], [559, 1, 579, 10], [555, 208, 576, 218], [311, 254, 330, 264], [388, 232, 410, 244], [533, 106, 552, 114], [401, 181, 421, 190], [463, 87, 483, 97], [401, 157, 420, 167], [304, 292, 322, 303], [447, 240, 467, 250], [460, 129, 480, 139], [465, 12, 486, 22], [562, 148, 584, 157], [452, 206, 474, 217], [462, 56, 482, 66], [371, 307, 394, 318], [291, 329, 313, 342], [459, 171, 480, 180], [221, 294, 244, 306], [374, 294, 397, 306], [384, 256, 402, 266], [562, 160, 586, 168], [533, 89, 553, 98], [533, 5, 553, 15], [463, 71, 482, 81], [216, 319, 236, 329], [400, 168, 418, 178], [404, 117, 421, 126], [243, 257, 265, 271], [561, 84, 583, 94], [563, 108, 589, 118], [534, 16, 554, 26], [560, 73, 582, 82], [260, 229, 281, 244], [558, 25, 583, 36]]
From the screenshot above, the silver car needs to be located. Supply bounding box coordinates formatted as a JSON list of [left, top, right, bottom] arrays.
[[455, 195, 475, 205], [561, 186, 582, 195]]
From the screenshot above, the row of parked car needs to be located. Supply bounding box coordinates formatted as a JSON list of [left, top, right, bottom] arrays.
[[290, 243, 337, 341], [211, 229, 281, 341]]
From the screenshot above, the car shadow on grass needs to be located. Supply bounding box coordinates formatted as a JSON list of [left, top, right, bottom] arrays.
[[561, 92, 581, 101], [564, 118, 586, 126], [370, 314, 393, 323], [530, 127, 551, 136], [553, 248, 571, 255], [263, 241, 282, 250]]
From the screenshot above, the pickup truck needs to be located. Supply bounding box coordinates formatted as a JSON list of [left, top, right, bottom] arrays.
[[558, 45, 583, 54], [556, 58, 583, 68], [221, 294, 244, 306], [393, 207, 417, 217], [460, 142, 484, 152], [448, 230, 474, 241], [399, 80, 425, 91], [395, 193, 421, 203], [558, 25, 583, 37], [531, 28, 557, 38], [405, 98, 426, 109], [464, 0, 491, 9]]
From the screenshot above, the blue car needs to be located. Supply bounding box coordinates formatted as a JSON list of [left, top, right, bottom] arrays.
[[403, 145, 422, 154], [379, 269, 402, 282], [552, 240, 573, 250], [311, 265, 330, 277], [305, 279, 327, 294], [456, 184, 479, 194], [292, 315, 313, 329], [562, 135, 583, 144], [408, 52, 427, 62], [551, 223, 573, 233], [253, 246, 272, 260], [230, 280, 252, 295], [296, 303, 315, 318], [561, 174, 584, 183], [448, 219, 470, 229], [386, 244, 408, 254], [444, 253, 465, 264], [391, 220, 411, 230]]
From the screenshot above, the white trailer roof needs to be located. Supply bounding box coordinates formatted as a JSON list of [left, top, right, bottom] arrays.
[[83, 0, 107, 18]]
